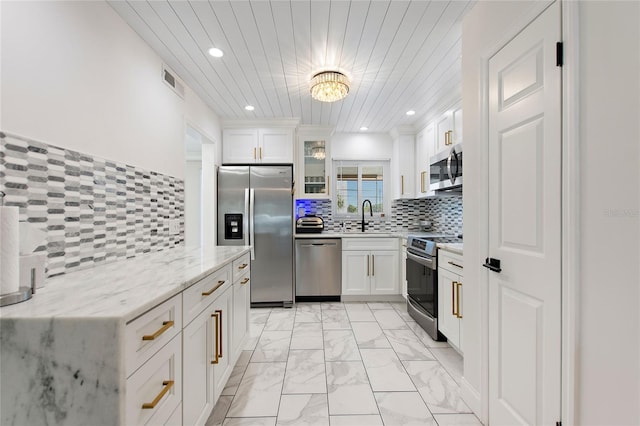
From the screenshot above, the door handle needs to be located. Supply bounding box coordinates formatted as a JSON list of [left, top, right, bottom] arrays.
[[483, 258, 502, 273]]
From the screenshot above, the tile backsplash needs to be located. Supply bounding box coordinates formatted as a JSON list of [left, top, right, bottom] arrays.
[[0, 132, 184, 277], [295, 195, 463, 236]]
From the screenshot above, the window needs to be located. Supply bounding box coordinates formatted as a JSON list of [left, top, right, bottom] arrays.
[[333, 160, 390, 218]]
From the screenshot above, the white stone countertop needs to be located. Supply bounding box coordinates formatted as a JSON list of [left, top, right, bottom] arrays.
[[0, 245, 251, 322], [437, 243, 464, 255], [294, 231, 455, 239]]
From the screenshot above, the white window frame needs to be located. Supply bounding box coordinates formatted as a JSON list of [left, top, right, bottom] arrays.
[[332, 159, 390, 220]]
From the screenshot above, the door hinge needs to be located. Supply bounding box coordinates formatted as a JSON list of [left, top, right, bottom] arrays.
[[556, 42, 564, 67]]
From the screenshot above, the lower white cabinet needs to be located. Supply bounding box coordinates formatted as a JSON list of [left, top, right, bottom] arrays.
[[183, 255, 250, 426], [126, 333, 182, 426], [437, 249, 464, 353], [342, 238, 400, 296]]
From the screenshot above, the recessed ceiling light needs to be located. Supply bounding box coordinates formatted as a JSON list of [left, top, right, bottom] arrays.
[[208, 47, 223, 58], [245, 105, 255, 111], [360, 127, 368, 131], [406, 110, 416, 116]]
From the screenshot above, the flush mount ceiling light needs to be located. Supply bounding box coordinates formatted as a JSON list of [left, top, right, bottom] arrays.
[[208, 47, 223, 58], [245, 105, 255, 111], [310, 71, 350, 103], [360, 126, 368, 131], [312, 145, 326, 160], [406, 110, 416, 116]]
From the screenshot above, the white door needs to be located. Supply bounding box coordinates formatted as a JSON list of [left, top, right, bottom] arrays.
[[487, 2, 561, 425], [341, 251, 370, 295]]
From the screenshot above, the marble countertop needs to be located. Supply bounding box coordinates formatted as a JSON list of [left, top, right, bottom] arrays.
[[295, 231, 456, 239], [437, 243, 464, 255], [0, 245, 251, 322]]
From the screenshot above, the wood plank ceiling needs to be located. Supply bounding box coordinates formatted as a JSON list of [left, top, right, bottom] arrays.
[[109, 0, 474, 133]]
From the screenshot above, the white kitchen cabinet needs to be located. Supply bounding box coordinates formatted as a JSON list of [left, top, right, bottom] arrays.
[[437, 249, 464, 353], [182, 305, 215, 426], [222, 127, 294, 164], [435, 104, 463, 154], [453, 106, 463, 145], [342, 238, 400, 296], [211, 287, 233, 402], [297, 138, 331, 198], [126, 334, 182, 426], [415, 124, 435, 197], [231, 253, 251, 362], [392, 132, 415, 199]]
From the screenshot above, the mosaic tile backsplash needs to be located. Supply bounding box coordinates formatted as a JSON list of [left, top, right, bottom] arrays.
[[295, 195, 463, 236], [0, 132, 184, 277]]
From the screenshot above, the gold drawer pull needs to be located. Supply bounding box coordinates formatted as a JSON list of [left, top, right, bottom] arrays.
[[452, 282, 457, 316], [202, 280, 225, 296], [448, 261, 463, 269], [240, 277, 250, 285], [142, 321, 174, 341], [211, 311, 220, 364], [141, 380, 174, 409], [237, 263, 248, 270], [456, 282, 463, 319]]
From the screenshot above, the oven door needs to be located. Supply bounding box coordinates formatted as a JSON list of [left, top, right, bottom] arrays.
[[406, 251, 437, 318]]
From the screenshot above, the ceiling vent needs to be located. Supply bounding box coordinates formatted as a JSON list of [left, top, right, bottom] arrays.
[[162, 65, 185, 99]]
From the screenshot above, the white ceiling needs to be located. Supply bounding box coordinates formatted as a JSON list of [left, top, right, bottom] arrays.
[[109, 0, 474, 133]]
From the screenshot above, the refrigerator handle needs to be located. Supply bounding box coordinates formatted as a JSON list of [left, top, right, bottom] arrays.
[[249, 188, 256, 260], [244, 188, 250, 247]]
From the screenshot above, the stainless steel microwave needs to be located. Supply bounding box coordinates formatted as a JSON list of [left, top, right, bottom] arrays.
[[429, 143, 462, 192]]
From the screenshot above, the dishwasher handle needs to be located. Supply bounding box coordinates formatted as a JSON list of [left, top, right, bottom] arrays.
[[300, 243, 338, 247]]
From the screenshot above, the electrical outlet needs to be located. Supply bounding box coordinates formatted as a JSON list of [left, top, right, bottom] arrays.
[[169, 219, 180, 235]]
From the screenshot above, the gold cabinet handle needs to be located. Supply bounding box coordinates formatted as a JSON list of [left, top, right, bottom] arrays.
[[216, 309, 223, 358], [253, 147, 257, 160], [372, 255, 375, 276], [448, 261, 463, 269], [401, 175, 405, 195], [451, 281, 457, 317], [448, 130, 453, 145], [327, 176, 330, 195], [211, 311, 220, 364], [141, 380, 174, 409], [202, 280, 225, 296], [142, 321, 174, 341], [420, 171, 426, 193], [240, 277, 250, 285], [367, 255, 370, 277], [259, 147, 263, 159], [238, 263, 248, 270], [445, 131, 449, 146], [456, 282, 462, 319]]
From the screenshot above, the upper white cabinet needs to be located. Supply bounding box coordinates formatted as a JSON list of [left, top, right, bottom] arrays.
[[223, 127, 294, 164], [434, 103, 463, 154], [392, 129, 415, 199], [296, 126, 333, 199], [415, 124, 435, 197]]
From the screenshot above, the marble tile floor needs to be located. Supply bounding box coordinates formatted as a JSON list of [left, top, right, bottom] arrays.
[[206, 301, 482, 426]]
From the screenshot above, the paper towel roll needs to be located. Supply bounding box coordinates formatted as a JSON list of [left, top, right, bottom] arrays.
[[1, 206, 20, 295]]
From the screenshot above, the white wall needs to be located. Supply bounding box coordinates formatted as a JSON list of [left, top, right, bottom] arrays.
[[0, 0, 221, 179], [577, 2, 639, 424], [462, 1, 640, 424], [331, 133, 393, 160]]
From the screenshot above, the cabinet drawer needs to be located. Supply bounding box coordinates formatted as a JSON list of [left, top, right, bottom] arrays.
[[126, 334, 182, 426], [183, 265, 232, 326], [125, 294, 182, 377], [439, 250, 464, 275], [232, 252, 251, 282], [342, 237, 399, 251]]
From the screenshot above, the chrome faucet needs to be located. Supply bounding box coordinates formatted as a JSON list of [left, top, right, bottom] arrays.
[[361, 199, 373, 232]]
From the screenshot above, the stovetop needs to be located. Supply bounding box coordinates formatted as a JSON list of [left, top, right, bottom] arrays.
[[407, 234, 462, 257]]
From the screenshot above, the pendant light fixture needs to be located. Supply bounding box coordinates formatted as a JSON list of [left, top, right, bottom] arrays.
[[310, 71, 350, 103]]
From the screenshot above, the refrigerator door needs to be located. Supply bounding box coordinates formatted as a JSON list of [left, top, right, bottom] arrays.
[[217, 166, 250, 246], [250, 165, 294, 305]]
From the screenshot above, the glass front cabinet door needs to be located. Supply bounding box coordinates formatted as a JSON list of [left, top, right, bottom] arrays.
[[299, 139, 330, 199]]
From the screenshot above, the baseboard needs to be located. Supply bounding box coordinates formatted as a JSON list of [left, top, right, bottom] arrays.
[[340, 294, 405, 303], [460, 377, 483, 422]]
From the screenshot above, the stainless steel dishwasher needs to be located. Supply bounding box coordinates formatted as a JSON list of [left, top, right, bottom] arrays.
[[295, 238, 342, 301]]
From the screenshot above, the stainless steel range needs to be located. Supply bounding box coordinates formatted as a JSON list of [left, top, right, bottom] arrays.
[[406, 234, 460, 341]]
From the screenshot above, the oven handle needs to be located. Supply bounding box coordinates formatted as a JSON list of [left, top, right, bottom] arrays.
[[407, 251, 435, 269]]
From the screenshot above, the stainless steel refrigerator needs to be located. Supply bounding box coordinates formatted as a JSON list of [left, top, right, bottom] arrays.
[[217, 165, 294, 307]]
